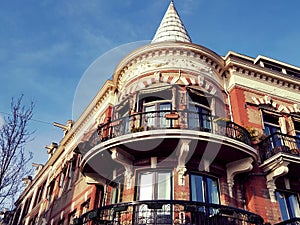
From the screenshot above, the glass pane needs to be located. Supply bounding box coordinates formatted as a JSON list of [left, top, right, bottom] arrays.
[[157, 172, 171, 200], [287, 194, 300, 218], [145, 105, 156, 128], [139, 172, 154, 200], [191, 175, 204, 202], [159, 103, 171, 128], [189, 105, 200, 130], [207, 177, 219, 204], [296, 132, 300, 149], [276, 192, 290, 220], [200, 108, 211, 131]]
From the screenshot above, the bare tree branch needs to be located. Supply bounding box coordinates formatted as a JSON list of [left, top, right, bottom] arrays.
[[0, 95, 34, 209]]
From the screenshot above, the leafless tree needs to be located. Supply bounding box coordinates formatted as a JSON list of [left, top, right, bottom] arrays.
[[0, 95, 33, 209]]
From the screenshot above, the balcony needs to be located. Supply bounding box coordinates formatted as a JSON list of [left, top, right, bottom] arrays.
[[73, 200, 264, 225], [97, 110, 251, 146], [274, 218, 300, 225], [80, 110, 257, 181], [258, 132, 300, 162]]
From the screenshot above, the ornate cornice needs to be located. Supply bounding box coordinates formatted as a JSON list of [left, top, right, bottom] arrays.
[[113, 42, 225, 91], [225, 58, 300, 92]]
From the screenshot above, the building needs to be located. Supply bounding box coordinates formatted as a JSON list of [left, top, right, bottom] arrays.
[[9, 1, 300, 225]]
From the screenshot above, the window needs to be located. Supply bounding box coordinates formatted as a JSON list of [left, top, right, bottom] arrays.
[[189, 104, 211, 131], [111, 176, 124, 204], [187, 88, 211, 131], [137, 171, 172, 201], [33, 181, 46, 207], [68, 210, 76, 225], [294, 119, 300, 149], [276, 191, 300, 220], [47, 180, 55, 208], [263, 113, 281, 136], [81, 200, 90, 215], [136, 171, 172, 224], [263, 113, 282, 148], [143, 99, 172, 129], [190, 174, 219, 204], [95, 185, 104, 208]]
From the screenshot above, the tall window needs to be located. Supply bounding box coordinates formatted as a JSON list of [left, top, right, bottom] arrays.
[[294, 119, 300, 149], [276, 191, 300, 220], [188, 88, 211, 132], [137, 171, 172, 201], [263, 113, 282, 148], [190, 174, 219, 204], [111, 177, 124, 204], [189, 104, 211, 131], [136, 171, 172, 224]]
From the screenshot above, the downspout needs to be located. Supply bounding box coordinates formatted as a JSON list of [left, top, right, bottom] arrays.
[[223, 72, 233, 122]]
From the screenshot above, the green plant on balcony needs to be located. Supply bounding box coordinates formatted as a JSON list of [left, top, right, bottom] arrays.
[[131, 126, 144, 133], [246, 127, 267, 142]]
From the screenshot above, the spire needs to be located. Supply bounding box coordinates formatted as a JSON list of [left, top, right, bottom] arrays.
[[151, 1, 191, 44]]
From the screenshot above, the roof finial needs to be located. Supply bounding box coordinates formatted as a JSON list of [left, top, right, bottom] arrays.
[[151, 1, 191, 43]]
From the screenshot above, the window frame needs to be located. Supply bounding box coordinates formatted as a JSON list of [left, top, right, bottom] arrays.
[[189, 173, 220, 204], [136, 170, 173, 201], [276, 190, 300, 220]]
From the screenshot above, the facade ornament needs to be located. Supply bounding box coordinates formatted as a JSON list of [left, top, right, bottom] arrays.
[[176, 140, 191, 186], [111, 148, 134, 189], [266, 162, 289, 202], [226, 157, 254, 198]]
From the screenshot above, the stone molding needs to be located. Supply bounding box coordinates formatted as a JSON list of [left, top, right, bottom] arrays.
[[226, 157, 254, 198]]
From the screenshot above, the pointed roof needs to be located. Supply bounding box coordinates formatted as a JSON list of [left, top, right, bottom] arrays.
[[151, 1, 192, 44]]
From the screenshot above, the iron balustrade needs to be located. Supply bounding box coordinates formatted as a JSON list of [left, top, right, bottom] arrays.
[[73, 200, 264, 225], [97, 110, 251, 145], [258, 132, 300, 161], [274, 217, 300, 225]]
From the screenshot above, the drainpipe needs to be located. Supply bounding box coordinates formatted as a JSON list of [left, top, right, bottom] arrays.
[[223, 73, 233, 122]]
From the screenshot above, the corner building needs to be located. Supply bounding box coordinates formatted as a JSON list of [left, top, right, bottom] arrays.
[[11, 2, 300, 225]]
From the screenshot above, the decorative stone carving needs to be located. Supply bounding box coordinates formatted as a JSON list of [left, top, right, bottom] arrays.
[[266, 162, 289, 202], [120, 55, 218, 86], [111, 148, 134, 189], [176, 140, 191, 186], [226, 157, 254, 198]]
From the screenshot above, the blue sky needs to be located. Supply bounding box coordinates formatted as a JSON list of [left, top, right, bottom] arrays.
[[1, 0, 300, 164]]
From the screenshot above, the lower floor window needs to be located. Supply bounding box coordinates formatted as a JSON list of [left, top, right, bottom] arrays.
[[276, 191, 300, 220], [190, 174, 220, 204], [136, 171, 172, 224]]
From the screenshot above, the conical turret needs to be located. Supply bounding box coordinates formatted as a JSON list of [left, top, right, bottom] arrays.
[[152, 1, 191, 43]]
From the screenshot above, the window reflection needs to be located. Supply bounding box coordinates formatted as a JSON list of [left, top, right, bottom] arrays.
[[276, 191, 300, 220]]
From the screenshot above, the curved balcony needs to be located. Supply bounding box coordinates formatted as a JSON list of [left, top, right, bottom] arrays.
[[97, 110, 251, 146], [80, 110, 257, 180], [73, 200, 264, 225]]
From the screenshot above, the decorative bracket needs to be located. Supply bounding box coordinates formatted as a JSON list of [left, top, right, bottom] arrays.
[[226, 157, 254, 198], [111, 148, 134, 189], [176, 140, 191, 186], [266, 162, 289, 202]]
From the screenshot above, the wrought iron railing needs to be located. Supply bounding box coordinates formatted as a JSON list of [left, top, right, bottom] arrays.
[[274, 217, 300, 225], [258, 132, 300, 161], [97, 110, 251, 145], [73, 200, 264, 225]]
